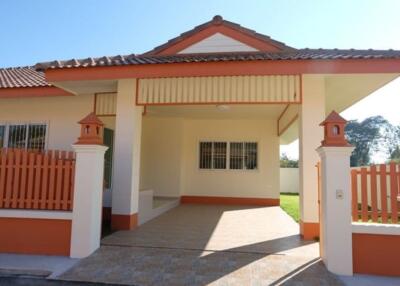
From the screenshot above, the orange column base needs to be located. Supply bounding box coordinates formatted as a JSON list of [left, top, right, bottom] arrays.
[[111, 213, 138, 230], [299, 220, 320, 240]]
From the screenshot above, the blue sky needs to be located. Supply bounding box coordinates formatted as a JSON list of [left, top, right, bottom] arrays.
[[1, 0, 400, 67], [1, 0, 400, 161]]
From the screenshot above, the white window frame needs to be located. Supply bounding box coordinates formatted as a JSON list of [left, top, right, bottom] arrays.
[[198, 140, 259, 171], [0, 121, 49, 150]]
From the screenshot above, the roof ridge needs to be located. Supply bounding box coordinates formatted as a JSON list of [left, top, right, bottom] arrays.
[[143, 15, 295, 56]]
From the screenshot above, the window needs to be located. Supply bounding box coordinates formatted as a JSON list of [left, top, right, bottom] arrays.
[[230, 142, 258, 170], [1, 123, 47, 150], [199, 142, 227, 169], [199, 141, 258, 170], [0, 126, 5, 148]]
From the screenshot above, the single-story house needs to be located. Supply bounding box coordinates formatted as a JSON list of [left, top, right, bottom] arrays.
[[1, 15, 399, 241]]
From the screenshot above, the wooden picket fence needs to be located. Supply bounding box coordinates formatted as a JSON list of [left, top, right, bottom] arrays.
[[351, 162, 400, 224], [0, 148, 75, 211]]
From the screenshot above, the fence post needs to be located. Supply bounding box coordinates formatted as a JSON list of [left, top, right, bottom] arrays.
[[70, 113, 108, 258], [316, 111, 354, 275]]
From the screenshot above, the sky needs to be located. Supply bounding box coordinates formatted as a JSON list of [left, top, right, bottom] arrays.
[[1, 0, 400, 162]]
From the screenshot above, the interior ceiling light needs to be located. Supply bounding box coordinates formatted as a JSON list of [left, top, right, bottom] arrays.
[[216, 105, 230, 111]]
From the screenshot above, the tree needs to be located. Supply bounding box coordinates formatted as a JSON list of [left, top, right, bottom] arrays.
[[280, 153, 298, 168], [389, 145, 400, 163], [345, 116, 400, 166]]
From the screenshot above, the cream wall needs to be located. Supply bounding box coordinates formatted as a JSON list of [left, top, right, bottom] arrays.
[[140, 117, 183, 197], [0, 95, 94, 151], [280, 168, 299, 193], [140, 117, 280, 199], [181, 119, 279, 198]]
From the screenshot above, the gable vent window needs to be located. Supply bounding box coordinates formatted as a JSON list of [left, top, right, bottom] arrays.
[[0, 123, 48, 150], [199, 141, 258, 170]]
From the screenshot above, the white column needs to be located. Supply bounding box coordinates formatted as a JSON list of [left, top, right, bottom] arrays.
[[317, 146, 354, 275], [111, 79, 143, 230], [70, 144, 108, 258], [298, 75, 326, 239]]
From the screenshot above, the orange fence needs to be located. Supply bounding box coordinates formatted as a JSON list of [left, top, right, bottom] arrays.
[[351, 162, 400, 224], [0, 148, 75, 211]]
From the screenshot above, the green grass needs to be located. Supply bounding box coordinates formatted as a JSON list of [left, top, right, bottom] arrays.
[[280, 193, 300, 222]]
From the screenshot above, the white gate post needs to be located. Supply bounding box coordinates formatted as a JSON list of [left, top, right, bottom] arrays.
[[70, 113, 108, 258], [316, 111, 354, 275]]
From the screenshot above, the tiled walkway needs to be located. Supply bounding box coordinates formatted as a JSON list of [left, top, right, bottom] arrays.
[[57, 205, 344, 285]]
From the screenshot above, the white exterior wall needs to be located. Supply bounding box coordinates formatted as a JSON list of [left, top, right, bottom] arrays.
[[178, 33, 258, 54], [112, 79, 143, 216], [299, 75, 326, 223], [280, 168, 299, 193], [140, 117, 183, 197], [0, 95, 94, 150]]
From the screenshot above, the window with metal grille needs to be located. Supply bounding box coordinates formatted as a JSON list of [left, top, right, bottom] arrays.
[[199, 141, 257, 170], [2, 123, 47, 150], [0, 126, 5, 148], [199, 142, 227, 169], [230, 142, 258, 170]]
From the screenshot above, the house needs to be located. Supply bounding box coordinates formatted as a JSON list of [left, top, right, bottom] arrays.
[[1, 15, 399, 246]]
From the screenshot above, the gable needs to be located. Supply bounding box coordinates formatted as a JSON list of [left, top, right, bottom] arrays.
[[144, 15, 294, 56], [178, 33, 258, 54]]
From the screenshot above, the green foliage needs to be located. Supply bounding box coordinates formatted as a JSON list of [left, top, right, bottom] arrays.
[[345, 116, 400, 166], [280, 153, 298, 168], [280, 193, 299, 222], [389, 146, 400, 163]]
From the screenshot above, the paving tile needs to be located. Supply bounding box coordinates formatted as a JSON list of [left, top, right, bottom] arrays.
[[56, 205, 343, 286]]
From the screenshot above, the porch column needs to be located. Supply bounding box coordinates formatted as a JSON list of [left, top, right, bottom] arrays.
[[111, 79, 143, 230], [299, 75, 325, 239]]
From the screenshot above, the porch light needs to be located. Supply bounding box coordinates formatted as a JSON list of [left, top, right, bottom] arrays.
[[75, 112, 104, 145], [216, 105, 230, 111], [319, 111, 351, 147]]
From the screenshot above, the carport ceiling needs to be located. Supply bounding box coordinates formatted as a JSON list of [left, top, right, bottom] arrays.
[[146, 104, 288, 119]]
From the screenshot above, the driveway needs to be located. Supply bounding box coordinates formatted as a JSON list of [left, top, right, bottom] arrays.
[[55, 204, 343, 285]]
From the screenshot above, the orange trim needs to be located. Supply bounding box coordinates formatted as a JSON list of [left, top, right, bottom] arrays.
[[278, 114, 299, 136], [137, 101, 300, 106], [135, 78, 140, 106], [353, 233, 400, 276], [45, 59, 400, 83], [0, 217, 71, 256], [153, 25, 282, 55], [277, 104, 290, 135], [299, 220, 319, 240], [0, 86, 73, 98], [93, 93, 97, 113], [180, 196, 279, 206], [111, 213, 138, 230]]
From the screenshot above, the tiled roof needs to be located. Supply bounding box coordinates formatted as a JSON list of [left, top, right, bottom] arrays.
[[35, 48, 400, 70], [0, 67, 51, 88], [143, 15, 296, 55]]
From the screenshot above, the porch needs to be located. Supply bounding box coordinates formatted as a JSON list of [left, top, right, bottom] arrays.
[[56, 204, 334, 285]]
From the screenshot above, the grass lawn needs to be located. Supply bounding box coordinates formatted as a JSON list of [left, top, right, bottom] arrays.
[[280, 193, 300, 222]]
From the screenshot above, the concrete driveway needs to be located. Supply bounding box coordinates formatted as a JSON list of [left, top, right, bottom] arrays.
[[55, 204, 343, 285]]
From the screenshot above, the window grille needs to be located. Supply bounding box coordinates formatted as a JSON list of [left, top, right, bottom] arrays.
[[200, 141, 257, 170], [0, 126, 5, 148], [2, 123, 47, 150]]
